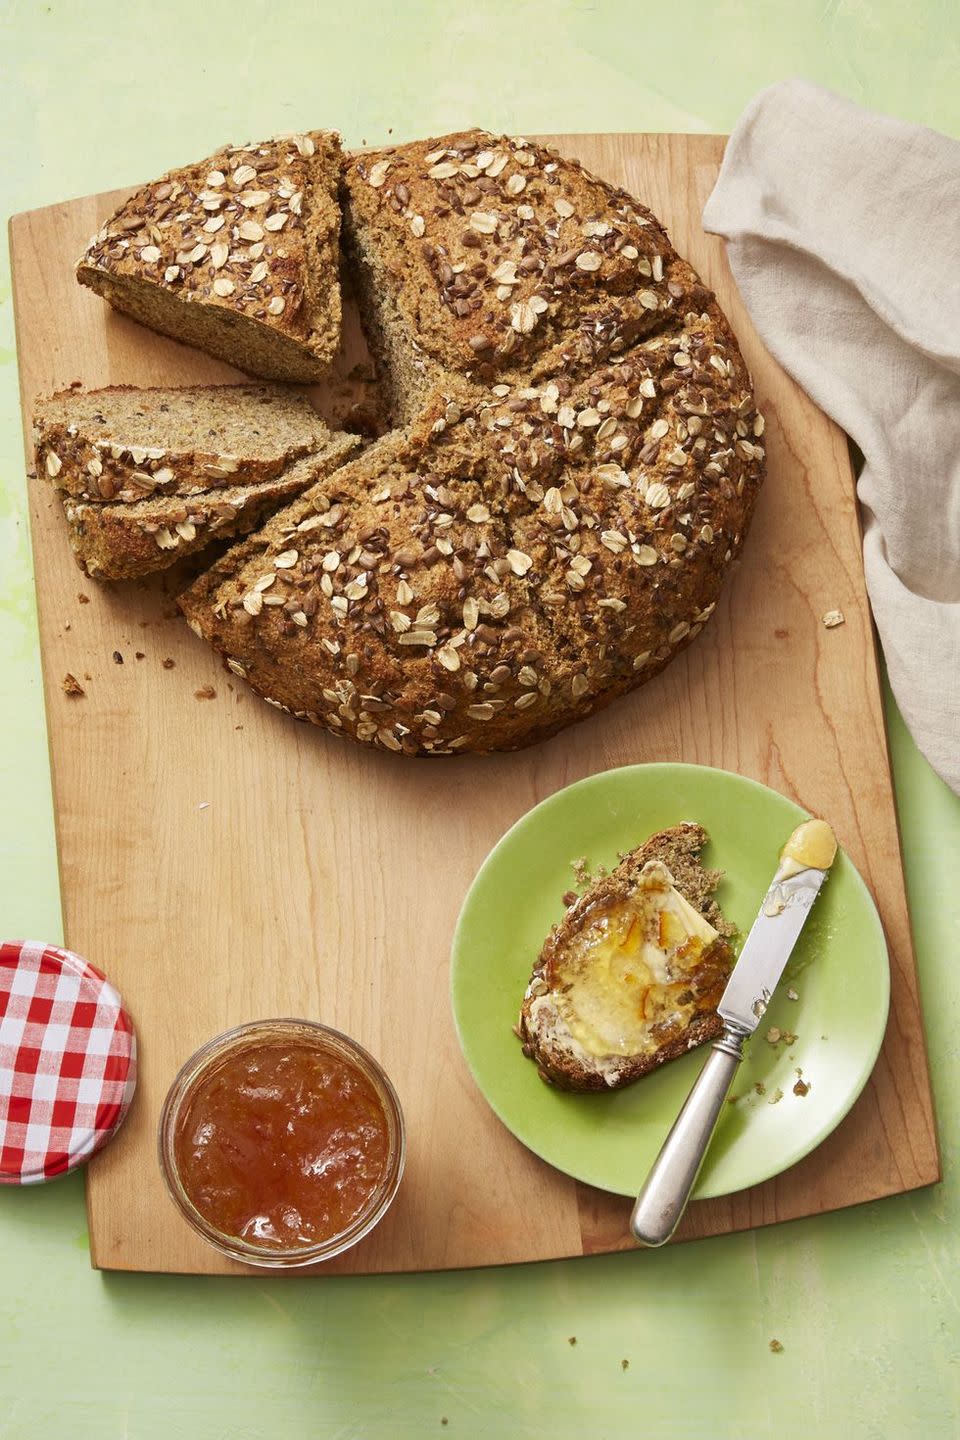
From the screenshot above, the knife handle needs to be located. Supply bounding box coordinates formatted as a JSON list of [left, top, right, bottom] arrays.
[[630, 1027, 746, 1248]]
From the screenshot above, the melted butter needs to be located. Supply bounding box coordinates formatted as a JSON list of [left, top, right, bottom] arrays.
[[777, 819, 837, 879], [554, 861, 719, 1059]]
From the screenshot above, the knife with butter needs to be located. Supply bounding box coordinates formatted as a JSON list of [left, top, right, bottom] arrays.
[[630, 818, 837, 1247]]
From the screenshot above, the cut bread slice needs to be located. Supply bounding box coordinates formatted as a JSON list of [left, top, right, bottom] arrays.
[[518, 823, 736, 1090], [34, 383, 339, 502], [76, 132, 342, 381], [61, 438, 359, 581]]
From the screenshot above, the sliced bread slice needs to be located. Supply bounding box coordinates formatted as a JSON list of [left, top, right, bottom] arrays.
[[34, 383, 339, 502], [61, 436, 359, 581], [76, 132, 342, 381], [518, 823, 736, 1091]]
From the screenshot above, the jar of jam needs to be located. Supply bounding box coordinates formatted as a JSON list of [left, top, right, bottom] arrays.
[[158, 1019, 405, 1267]]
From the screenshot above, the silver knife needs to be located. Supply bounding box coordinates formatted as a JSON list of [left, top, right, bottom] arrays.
[[630, 821, 836, 1247]]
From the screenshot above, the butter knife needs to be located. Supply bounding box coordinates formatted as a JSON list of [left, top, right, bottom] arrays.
[[630, 819, 836, 1248]]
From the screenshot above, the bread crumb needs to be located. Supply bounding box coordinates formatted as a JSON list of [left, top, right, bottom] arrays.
[[768, 1087, 784, 1105], [571, 856, 607, 890], [786, 987, 799, 1001], [78, 594, 90, 605], [621, 1359, 629, 1371], [754, 1081, 766, 1096], [162, 658, 176, 670], [135, 651, 145, 660], [765, 1026, 782, 1045], [781, 1030, 798, 1046], [561, 889, 578, 907], [567, 1336, 577, 1346], [61, 673, 85, 697], [822, 609, 845, 628], [195, 685, 217, 700], [793, 1075, 811, 1097], [727, 1094, 740, 1105], [112, 651, 123, 664], [769, 1339, 784, 1354], [64, 622, 71, 632]]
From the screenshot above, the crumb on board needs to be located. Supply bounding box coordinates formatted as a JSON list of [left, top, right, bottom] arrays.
[[195, 685, 217, 701], [162, 658, 176, 669], [769, 1339, 784, 1354], [61, 673, 85, 697], [822, 609, 845, 628], [112, 651, 123, 664], [64, 622, 71, 632], [77, 594, 90, 605], [135, 651, 145, 660]]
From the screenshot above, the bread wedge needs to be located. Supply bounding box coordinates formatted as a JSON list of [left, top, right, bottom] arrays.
[[518, 823, 736, 1090], [58, 439, 359, 582], [76, 132, 342, 381]]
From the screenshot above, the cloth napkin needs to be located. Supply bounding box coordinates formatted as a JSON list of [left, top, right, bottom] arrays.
[[702, 79, 960, 795]]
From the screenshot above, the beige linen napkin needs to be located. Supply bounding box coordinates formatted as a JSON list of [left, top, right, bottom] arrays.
[[703, 79, 960, 794]]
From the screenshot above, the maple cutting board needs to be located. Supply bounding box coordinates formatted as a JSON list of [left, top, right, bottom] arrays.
[[9, 134, 939, 1275]]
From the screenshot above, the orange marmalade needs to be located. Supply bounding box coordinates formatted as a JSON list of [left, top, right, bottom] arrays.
[[161, 1022, 404, 1265]]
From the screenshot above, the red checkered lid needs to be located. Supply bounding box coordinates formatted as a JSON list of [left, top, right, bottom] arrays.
[[0, 940, 137, 1184]]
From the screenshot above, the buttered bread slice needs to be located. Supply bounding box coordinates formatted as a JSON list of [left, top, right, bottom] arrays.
[[518, 823, 735, 1090]]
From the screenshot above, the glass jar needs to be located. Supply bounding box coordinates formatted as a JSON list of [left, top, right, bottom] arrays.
[[158, 1018, 405, 1268]]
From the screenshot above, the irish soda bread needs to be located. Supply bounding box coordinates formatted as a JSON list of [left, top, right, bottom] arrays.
[[518, 823, 736, 1090], [77, 133, 342, 381], [34, 384, 358, 579], [71, 128, 764, 754]]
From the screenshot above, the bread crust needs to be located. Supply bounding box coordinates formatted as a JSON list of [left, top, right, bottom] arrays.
[[517, 822, 735, 1090]]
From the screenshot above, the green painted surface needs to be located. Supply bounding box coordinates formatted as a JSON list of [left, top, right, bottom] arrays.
[[2, 2, 958, 1434]]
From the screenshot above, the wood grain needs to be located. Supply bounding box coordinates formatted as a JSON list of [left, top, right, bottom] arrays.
[[9, 133, 939, 1275]]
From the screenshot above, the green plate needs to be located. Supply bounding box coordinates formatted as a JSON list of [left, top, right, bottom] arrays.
[[450, 764, 890, 1199]]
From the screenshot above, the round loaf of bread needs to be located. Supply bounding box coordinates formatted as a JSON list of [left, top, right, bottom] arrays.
[[179, 129, 765, 756]]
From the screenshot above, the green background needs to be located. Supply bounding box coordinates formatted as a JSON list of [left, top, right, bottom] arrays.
[[2, 2, 959, 1435]]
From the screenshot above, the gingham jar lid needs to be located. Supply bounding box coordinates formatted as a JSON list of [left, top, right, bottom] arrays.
[[0, 940, 137, 1184]]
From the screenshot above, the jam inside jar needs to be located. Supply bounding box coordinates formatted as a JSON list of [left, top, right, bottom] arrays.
[[159, 1020, 404, 1267]]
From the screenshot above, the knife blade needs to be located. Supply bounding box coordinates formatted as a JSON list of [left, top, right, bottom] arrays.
[[718, 865, 828, 1034], [630, 821, 835, 1248]]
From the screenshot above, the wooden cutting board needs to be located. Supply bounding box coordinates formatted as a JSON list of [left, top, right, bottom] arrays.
[[9, 134, 939, 1275]]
